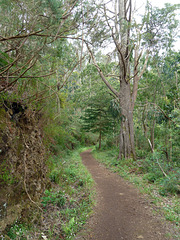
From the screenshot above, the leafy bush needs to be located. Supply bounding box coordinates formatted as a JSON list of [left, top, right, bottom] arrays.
[[159, 171, 180, 196], [143, 172, 163, 183], [139, 153, 180, 195], [136, 148, 148, 159]]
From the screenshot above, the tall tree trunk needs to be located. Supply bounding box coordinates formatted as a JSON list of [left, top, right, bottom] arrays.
[[142, 103, 148, 138], [150, 118, 155, 152], [99, 130, 102, 150], [169, 121, 172, 162], [118, 80, 135, 159]]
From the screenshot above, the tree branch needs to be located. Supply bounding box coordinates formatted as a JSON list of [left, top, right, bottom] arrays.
[[103, 5, 127, 80], [131, 50, 149, 110], [0, 30, 44, 42], [1, 71, 56, 79], [86, 42, 119, 98], [0, 57, 38, 93]]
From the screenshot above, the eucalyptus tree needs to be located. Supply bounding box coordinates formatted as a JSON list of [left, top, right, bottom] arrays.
[[83, 0, 179, 160], [85, 0, 148, 159]]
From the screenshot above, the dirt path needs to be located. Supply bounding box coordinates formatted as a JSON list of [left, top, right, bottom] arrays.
[[76, 150, 170, 240]]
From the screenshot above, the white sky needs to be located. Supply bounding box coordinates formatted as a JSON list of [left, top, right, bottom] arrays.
[[135, 0, 180, 9], [136, 0, 180, 8]]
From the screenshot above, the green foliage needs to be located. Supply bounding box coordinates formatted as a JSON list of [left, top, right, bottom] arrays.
[[62, 216, 75, 235], [92, 148, 134, 177], [135, 50, 180, 167], [138, 152, 180, 195], [80, 81, 120, 149], [49, 167, 62, 184], [1, 0, 180, 237], [82, 101, 116, 134], [5, 148, 94, 239], [142, 3, 179, 51], [0, 50, 12, 67], [143, 172, 162, 183], [45, 0, 63, 21]]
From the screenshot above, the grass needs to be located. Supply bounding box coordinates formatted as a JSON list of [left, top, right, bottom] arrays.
[[5, 147, 95, 240], [92, 147, 180, 231]]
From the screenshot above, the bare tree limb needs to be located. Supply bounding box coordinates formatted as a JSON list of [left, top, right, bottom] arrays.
[[1, 71, 56, 79], [0, 30, 44, 42], [86, 42, 119, 98], [0, 57, 38, 93], [138, 51, 149, 79], [103, 5, 127, 80]]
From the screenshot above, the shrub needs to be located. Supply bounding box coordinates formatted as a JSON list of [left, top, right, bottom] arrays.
[[144, 172, 163, 183], [159, 171, 180, 196]]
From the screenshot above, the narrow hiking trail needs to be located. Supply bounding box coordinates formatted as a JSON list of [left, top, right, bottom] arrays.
[[76, 150, 170, 240]]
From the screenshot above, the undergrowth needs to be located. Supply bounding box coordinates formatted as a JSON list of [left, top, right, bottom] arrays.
[[92, 147, 180, 230], [5, 147, 94, 240]]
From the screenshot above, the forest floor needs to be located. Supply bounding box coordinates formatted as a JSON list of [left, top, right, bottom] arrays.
[[75, 150, 177, 240]]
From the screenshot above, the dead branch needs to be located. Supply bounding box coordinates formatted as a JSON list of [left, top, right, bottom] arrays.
[[147, 138, 170, 179], [0, 54, 21, 74], [0, 57, 38, 93]]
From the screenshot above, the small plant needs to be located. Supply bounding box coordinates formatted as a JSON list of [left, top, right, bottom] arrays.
[[0, 161, 15, 185], [41, 189, 66, 207], [6, 222, 28, 239], [62, 217, 75, 236]]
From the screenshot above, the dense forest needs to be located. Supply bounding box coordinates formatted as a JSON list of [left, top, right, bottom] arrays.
[[0, 0, 179, 239]]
